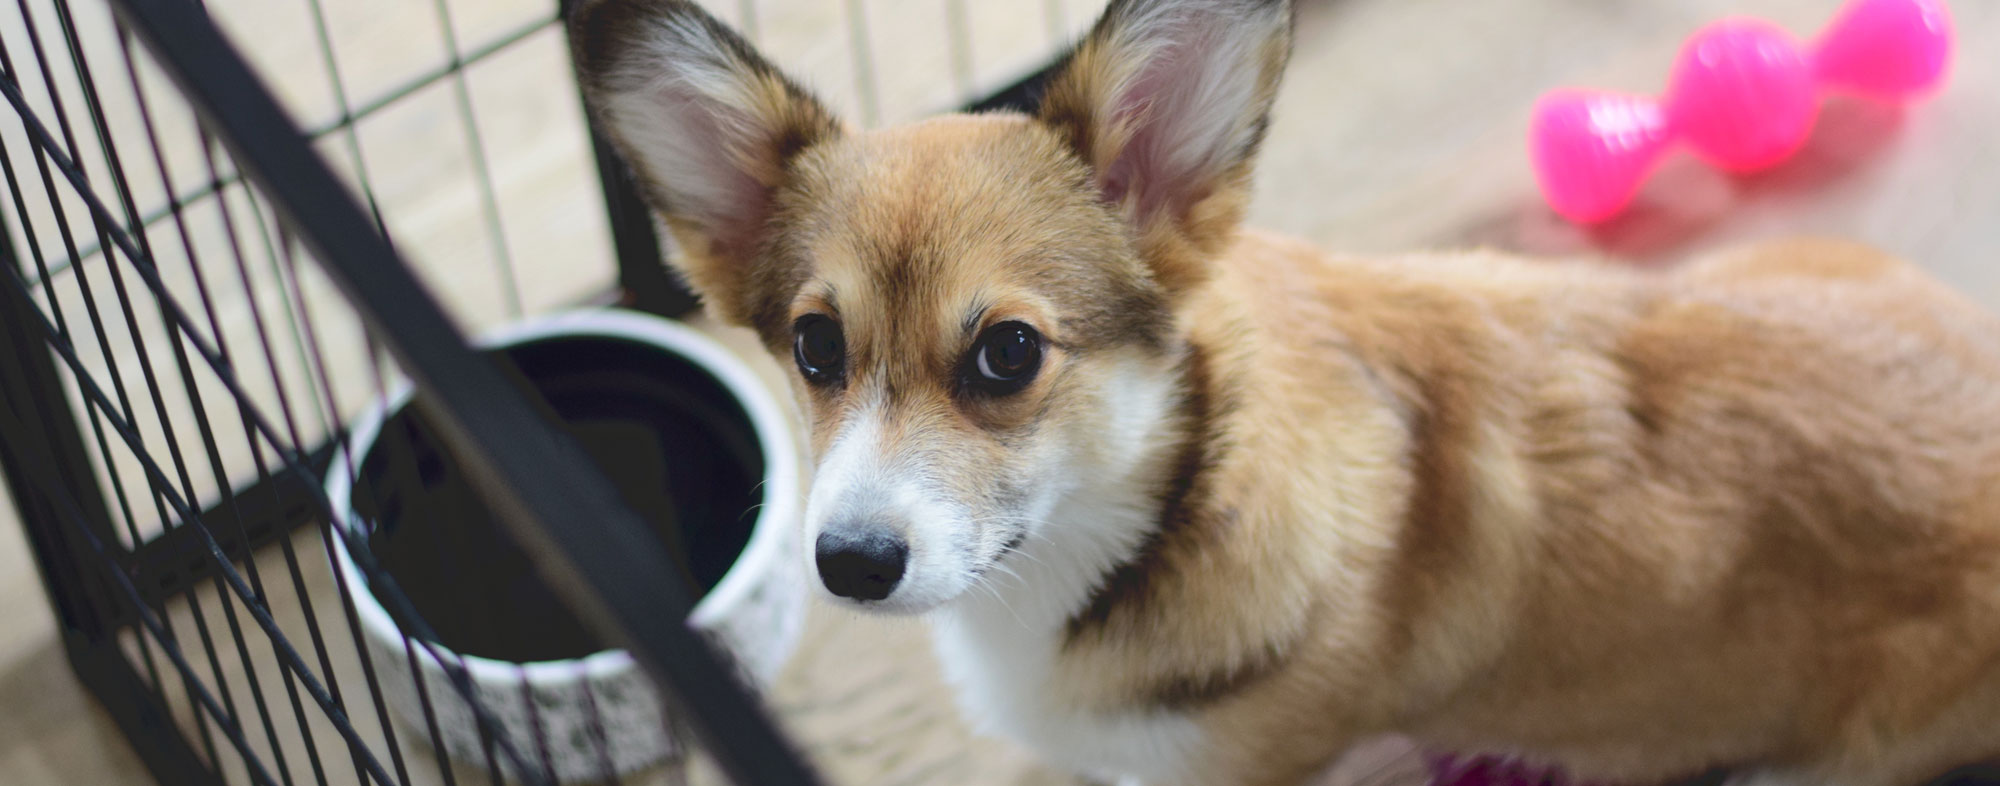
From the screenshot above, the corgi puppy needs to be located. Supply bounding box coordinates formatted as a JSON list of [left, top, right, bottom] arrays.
[[568, 1, 2000, 784]]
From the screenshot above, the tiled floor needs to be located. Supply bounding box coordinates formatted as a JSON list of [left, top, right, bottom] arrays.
[[3, 0, 1998, 784]]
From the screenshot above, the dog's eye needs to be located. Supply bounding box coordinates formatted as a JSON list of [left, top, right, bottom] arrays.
[[794, 315, 845, 385], [968, 322, 1042, 394]]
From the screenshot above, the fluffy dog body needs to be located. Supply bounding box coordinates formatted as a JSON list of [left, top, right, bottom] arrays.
[[570, 1, 2000, 783]]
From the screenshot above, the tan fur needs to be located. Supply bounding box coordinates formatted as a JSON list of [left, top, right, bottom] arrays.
[[572, 1, 2000, 783], [1132, 234, 2000, 784]]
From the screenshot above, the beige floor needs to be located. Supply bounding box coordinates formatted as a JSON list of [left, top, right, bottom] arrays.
[[3, 0, 1998, 784]]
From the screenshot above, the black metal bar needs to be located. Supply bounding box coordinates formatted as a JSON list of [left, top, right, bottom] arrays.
[[51, 6, 303, 779], [842, 0, 879, 125], [0, 213, 221, 786], [1, 4, 237, 764], [0, 383, 287, 786], [296, 4, 430, 781], [589, 125, 697, 318], [108, 4, 825, 786], [299, 0, 406, 348], [430, 0, 523, 318], [4, 244, 409, 786], [64, 640, 227, 786], [964, 58, 1064, 114], [107, 21, 335, 781], [233, 175, 405, 786], [401, 634, 461, 786], [945, 0, 973, 99], [557, 0, 699, 320], [577, 672, 621, 785], [0, 1, 138, 558], [0, 43, 452, 784], [0, 61, 435, 777], [0, 65, 170, 705], [122, 441, 337, 605], [29, 11, 556, 285], [0, 226, 114, 642], [273, 218, 416, 786], [229, 180, 386, 786], [0, 177, 123, 621]]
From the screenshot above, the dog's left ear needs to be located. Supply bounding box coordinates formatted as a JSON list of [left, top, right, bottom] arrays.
[[1038, 0, 1292, 291]]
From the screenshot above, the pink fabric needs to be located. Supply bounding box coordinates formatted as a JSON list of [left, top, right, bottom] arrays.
[[1426, 753, 1591, 786]]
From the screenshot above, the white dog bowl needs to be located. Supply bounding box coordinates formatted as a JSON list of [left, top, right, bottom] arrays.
[[324, 308, 804, 781]]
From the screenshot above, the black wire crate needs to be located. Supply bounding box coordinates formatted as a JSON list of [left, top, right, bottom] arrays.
[[0, 0, 1097, 781], [0, 0, 897, 782]]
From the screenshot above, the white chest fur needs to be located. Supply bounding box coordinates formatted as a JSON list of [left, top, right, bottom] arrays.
[[927, 479, 1206, 785], [931, 597, 1204, 785]]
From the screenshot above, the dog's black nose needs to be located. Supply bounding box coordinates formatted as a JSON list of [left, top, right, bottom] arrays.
[[815, 527, 907, 601]]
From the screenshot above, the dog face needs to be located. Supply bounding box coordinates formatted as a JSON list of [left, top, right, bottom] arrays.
[[571, 0, 1290, 613]]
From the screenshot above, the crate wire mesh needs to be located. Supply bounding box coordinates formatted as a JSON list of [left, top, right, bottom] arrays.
[[0, 0, 1097, 784], [0, 0, 811, 784]]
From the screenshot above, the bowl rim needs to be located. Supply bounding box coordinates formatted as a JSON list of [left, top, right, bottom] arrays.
[[323, 307, 801, 686]]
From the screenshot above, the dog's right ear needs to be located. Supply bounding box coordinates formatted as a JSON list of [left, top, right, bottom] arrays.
[[569, 0, 841, 326], [1037, 0, 1292, 296]]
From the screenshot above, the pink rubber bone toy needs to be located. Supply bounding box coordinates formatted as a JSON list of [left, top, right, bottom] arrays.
[[1529, 0, 1954, 223]]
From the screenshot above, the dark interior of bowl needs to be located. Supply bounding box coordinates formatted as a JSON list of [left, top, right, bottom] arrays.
[[349, 332, 766, 663]]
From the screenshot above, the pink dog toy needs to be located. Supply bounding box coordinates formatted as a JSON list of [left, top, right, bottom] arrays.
[[1529, 0, 1955, 223]]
